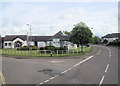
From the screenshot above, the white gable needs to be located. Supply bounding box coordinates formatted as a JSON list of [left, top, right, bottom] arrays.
[[12, 38, 24, 43]]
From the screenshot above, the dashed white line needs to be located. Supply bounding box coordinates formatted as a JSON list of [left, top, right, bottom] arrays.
[[105, 64, 109, 73], [99, 76, 105, 86], [50, 77, 56, 80], [61, 70, 68, 74], [44, 79, 50, 83], [38, 55, 94, 85], [109, 55, 111, 58], [68, 68, 72, 71]]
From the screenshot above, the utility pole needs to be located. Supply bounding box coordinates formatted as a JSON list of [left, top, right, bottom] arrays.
[[27, 24, 31, 56]]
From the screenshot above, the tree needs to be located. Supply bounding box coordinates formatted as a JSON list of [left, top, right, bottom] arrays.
[[69, 22, 93, 52], [93, 36, 101, 44], [103, 39, 108, 44], [64, 31, 70, 36]]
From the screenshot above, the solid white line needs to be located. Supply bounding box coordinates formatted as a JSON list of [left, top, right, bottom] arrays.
[[105, 64, 109, 73], [99, 76, 105, 86]]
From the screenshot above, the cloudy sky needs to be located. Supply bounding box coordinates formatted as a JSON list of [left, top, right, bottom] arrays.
[[0, 0, 119, 37]]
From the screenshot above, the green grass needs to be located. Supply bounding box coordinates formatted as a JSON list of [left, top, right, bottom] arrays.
[[0, 46, 93, 57]]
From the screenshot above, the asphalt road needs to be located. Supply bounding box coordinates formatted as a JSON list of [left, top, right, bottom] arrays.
[[1, 45, 119, 85]]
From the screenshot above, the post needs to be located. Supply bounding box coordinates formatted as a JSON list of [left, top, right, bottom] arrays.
[[40, 50, 41, 56], [77, 50, 78, 54], [27, 24, 31, 56], [51, 50, 52, 57], [68, 50, 69, 56], [45, 50, 46, 56], [57, 50, 58, 56], [62, 50, 63, 55]]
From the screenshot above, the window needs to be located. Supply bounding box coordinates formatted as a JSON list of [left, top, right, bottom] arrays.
[[9, 43, 11, 46], [5, 43, 7, 46]]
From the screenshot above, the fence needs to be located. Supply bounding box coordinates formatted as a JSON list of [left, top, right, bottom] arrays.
[[1, 46, 92, 57]]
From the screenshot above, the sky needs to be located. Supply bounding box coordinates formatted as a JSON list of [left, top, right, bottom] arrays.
[[0, 0, 119, 37]]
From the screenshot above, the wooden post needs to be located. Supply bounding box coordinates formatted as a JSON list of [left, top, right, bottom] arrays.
[[68, 50, 69, 56], [62, 50, 63, 55], [57, 50, 58, 56]]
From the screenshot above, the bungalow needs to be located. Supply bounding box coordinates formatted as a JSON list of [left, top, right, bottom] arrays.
[[1, 31, 77, 49], [101, 33, 120, 42]]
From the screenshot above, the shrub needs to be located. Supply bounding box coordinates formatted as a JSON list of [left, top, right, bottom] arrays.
[[18, 46, 39, 50], [45, 46, 55, 50], [40, 47, 45, 50], [32, 46, 40, 50]]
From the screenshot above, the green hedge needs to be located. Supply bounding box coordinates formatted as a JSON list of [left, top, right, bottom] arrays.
[[17, 46, 40, 50], [109, 41, 120, 47], [45, 46, 55, 50]]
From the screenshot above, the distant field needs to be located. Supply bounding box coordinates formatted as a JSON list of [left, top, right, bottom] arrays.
[[0, 46, 93, 57]]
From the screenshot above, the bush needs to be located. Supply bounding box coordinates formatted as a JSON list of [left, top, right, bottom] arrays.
[[45, 46, 55, 50], [40, 47, 45, 50], [55, 47, 66, 50], [108, 40, 120, 46], [32, 46, 40, 50], [17, 46, 39, 50]]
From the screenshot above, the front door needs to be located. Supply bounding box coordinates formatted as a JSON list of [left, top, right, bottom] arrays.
[[14, 41, 22, 48]]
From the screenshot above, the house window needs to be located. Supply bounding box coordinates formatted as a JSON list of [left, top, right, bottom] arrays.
[[9, 43, 11, 46], [5, 43, 7, 46]]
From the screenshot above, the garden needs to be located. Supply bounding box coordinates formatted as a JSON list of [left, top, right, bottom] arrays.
[[1, 45, 93, 57]]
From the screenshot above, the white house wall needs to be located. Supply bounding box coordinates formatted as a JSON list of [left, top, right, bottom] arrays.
[[38, 41, 46, 48], [103, 37, 118, 42], [4, 41, 12, 48]]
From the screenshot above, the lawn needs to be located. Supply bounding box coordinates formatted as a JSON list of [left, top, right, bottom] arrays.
[[0, 46, 93, 57]]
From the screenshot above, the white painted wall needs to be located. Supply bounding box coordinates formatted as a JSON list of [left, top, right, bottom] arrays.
[[67, 44, 77, 50], [38, 41, 46, 48], [12, 38, 26, 48], [102, 37, 118, 42], [29, 41, 34, 46], [4, 41, 12, 48]]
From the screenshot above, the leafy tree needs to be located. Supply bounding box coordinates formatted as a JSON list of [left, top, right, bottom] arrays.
[[103, 39, 108, 44], [64, 31, 70, 36], [93, 36, 101, 44], [69, 22, 93, 52]]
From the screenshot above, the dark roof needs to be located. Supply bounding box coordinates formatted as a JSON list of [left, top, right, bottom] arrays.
[[0, 37, 2, 43], [31, 36, 52, 41], [32, 31, 69, 41], [102, 33, 120, 38], [2, 31, 69, 41], [4, 35, 27, 41], [52, 31, 69, 41]]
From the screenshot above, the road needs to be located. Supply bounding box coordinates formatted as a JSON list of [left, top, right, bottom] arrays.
[[1, 45, 119, 85]]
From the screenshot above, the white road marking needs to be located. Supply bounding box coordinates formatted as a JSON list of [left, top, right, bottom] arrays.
[[105, 64, 109, 73], [99, 76, 105, 86], [61, 70, 68, 74], [44, 79, 50, 83], [68, 68, 72, 71], [50, 77, 56, 80], [109, 55, 111, 58], [38, 55, 94, 85], [50, 60, 64, 63], [39, 83, 43, 85]]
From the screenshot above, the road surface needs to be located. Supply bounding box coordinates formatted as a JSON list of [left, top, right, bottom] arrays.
[[1, 45, 119, 85]]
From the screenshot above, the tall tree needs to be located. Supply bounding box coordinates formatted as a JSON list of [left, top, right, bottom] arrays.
[[64, 31, 70, 36], [93, 36, 101, 44], [69, 22, 93, 52]]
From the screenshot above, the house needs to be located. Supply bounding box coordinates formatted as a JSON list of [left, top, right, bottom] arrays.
[[101, 33, 120, 42], [0, 36, 2, 49], [1, 31, 77, 49]]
